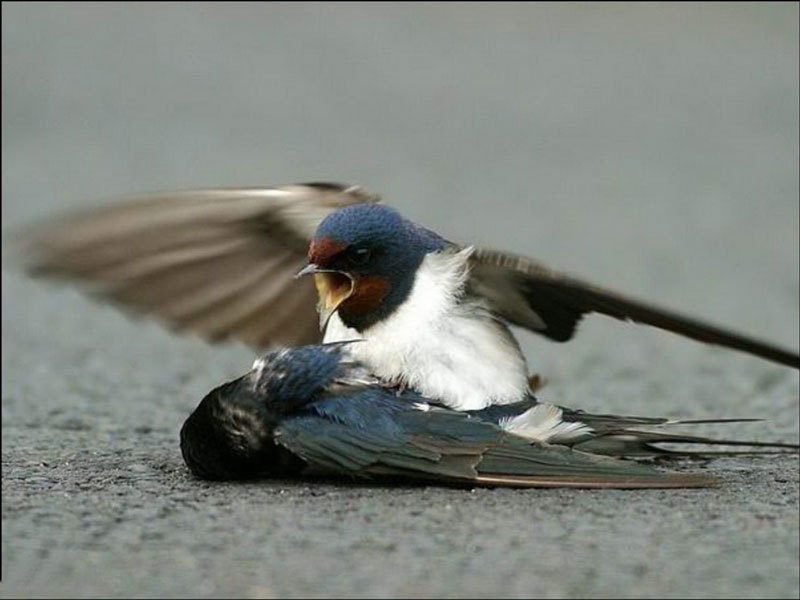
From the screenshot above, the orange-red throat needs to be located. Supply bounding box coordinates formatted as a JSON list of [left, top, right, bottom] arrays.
[[301, 235, 391, 333]]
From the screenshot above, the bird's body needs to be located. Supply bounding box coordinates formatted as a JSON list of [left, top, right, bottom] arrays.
[[179, 344, 700, 487], [180, 343, 796, 486]]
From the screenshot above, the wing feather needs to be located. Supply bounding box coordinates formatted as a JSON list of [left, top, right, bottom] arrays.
[[469, 248, 799, 368], [275, 397, 716, 488], [19, 183, 378, 349]]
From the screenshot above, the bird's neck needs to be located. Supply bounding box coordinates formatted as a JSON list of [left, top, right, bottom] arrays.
[[323, 248, 530, 410]]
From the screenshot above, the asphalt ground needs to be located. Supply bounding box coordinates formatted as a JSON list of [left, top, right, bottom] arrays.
[[2, 4, 798, 598]]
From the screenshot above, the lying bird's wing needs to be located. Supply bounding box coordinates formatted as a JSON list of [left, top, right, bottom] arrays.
[[468, 248, 799, 369], [275, 393, 714, 489], [17, 183, 378, 348]]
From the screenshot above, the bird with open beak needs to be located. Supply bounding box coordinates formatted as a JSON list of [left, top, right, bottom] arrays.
[[293, 202, 533, 410], [21, 182, 799, 414]]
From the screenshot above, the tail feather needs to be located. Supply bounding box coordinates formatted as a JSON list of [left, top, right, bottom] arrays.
[[569, 424, 799, 457], [497, 402, 799, 457]]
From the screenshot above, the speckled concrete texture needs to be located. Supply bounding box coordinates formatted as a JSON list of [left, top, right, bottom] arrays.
[[2, 4, 798, 598]]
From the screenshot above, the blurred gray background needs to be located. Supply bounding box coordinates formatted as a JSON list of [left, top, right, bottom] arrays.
[[2, 3, 798, 598]]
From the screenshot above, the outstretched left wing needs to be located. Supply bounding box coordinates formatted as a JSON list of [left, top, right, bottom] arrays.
[[469, 248, 799, 369]]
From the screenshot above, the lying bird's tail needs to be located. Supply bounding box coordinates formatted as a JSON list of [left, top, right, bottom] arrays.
[[493, 402, 799, 457]]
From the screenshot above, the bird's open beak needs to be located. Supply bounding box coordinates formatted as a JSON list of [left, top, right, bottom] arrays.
[[295, 264, 355, 334]]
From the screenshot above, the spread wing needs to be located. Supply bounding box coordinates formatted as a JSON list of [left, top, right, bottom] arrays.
[[275, 395, 714, 489], [468, 248, 799, 369], [18, 183, 378, 349]]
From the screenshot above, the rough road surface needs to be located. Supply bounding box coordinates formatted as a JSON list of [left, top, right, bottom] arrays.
[[2, 4, 798, 598]]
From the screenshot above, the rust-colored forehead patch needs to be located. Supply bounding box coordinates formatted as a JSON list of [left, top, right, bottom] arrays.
[[308, 236, 347, 266]]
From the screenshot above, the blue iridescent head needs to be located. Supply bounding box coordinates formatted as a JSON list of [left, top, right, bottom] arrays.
[[301, 204, 448, 331]]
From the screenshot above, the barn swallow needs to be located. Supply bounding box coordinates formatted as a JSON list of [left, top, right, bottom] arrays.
[[179, 343, 796, 487], [21, 182, 799, 412]]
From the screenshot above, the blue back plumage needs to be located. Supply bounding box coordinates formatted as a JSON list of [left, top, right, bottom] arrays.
[[304, 389, 410, 437], [252, 344, 346, 409]]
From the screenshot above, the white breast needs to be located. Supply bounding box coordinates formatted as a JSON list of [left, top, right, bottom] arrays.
[[323, 247, 530, 410]]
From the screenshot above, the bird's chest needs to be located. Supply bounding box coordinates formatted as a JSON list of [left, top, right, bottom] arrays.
[[323, 306, 529, 410]]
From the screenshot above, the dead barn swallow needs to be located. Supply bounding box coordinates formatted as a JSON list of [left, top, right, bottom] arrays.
[[22, 183, 799, 412], [179, 343, 796, 487]]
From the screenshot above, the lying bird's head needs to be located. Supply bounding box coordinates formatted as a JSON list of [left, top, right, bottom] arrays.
[[297, 204, 447, 332], [179, 344, 351, 480], [179, 376, 280, 480]]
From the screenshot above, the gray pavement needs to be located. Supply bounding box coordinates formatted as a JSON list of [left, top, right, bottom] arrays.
[[2, 4, 798, 598]]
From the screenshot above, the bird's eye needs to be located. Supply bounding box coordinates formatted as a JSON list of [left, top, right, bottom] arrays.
[[348, 246, 372, 266]]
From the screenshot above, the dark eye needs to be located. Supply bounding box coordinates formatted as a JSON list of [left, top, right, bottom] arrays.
[[348, 246, 372, 266]]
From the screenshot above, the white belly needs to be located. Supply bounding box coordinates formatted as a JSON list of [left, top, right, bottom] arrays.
[[322, 250, 530, 410]]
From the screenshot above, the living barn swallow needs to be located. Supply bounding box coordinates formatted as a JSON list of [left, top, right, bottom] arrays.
[[21, 182, 799, 412], [179, 343, 796, 487]]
